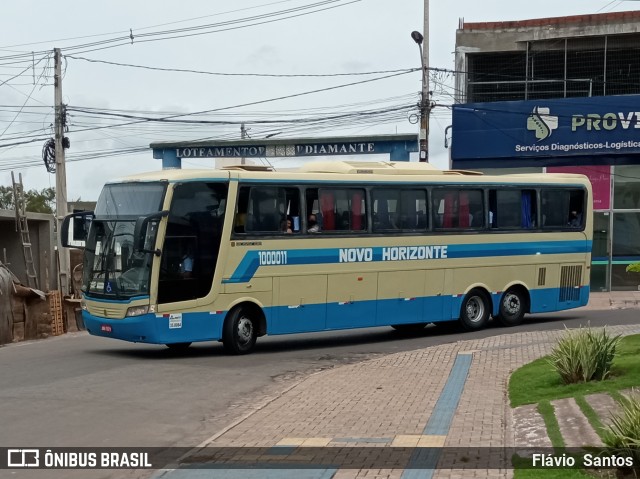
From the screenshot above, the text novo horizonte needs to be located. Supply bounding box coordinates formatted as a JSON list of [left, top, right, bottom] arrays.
[[339, 246, 448, 263]]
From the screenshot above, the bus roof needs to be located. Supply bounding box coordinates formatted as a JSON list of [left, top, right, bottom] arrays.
[[110, 161, 590, 186]]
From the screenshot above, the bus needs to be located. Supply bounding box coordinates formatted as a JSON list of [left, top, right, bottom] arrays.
[[63, 161, 592, 354]]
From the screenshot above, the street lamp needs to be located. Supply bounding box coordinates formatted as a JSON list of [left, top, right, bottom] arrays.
[[411, 29, 429, 162]]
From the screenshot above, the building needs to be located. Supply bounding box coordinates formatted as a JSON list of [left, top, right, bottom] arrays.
[[452, 11, 640, 291]]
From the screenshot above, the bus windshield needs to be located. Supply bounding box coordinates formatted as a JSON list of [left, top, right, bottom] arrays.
[[83, 182, 166, 298]]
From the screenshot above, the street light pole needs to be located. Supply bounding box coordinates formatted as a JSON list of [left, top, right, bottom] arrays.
[[412, 0, 430, 162]]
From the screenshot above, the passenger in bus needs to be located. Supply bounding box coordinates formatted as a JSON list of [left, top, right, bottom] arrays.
[[308, 214, 320, 233], [281, 217, 293, 234], [568, 210, 582, 227]]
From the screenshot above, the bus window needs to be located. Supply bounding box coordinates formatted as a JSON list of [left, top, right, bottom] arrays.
[[433, 189, 483, 229], [542, 188, 585, 229], [400, 189, 428, 230], [489, 189, 537, 229], [372, 190, 400, 231], [372, 189, 427, 232], [236, 186, 300, 235], [317, 188, 367, 232]]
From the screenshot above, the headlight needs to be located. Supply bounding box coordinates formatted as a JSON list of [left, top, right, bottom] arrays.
[[80, 298, 87, 311], [126, 305, 149, 317]]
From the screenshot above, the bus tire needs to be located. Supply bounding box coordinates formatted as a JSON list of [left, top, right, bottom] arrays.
[[166, 342, 192, 351], [496, 288, 527, 327], [459, 289, 490, 331], [223, 307, 257, 355], [391, 323, 428, 333]]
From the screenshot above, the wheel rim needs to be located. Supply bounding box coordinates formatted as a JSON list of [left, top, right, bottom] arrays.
[[503, 292, 521, 316], [236, 315, 254, 345], [465, 296, 485, 323]]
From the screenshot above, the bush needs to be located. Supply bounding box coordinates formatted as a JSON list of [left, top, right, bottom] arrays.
[[627, 263, 640, 273], [547, 326, 620, 384], [603, 390, 640, 475]]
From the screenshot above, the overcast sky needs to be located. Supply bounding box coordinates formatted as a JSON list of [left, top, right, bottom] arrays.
[[0, 0, 636, 201]]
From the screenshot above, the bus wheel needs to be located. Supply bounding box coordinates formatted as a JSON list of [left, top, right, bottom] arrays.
[[166, 342, 192, 351], [391, 323, 428, 333], [223, 307, 257, 355], [496, 288, 527, 327], [459, 289, 490, 331]]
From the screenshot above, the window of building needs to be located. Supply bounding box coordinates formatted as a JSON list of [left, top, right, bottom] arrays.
[[612, 212, 640, 290], [613, 165, 640, 210]]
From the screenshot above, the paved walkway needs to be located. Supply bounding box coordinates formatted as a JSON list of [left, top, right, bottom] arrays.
[[157, 292, 640, 478]]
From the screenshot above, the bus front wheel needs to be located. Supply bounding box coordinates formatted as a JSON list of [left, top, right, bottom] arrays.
[[495, 288, 527, 327], [459, 289, 490, 331], [223, 307, 257, 355]]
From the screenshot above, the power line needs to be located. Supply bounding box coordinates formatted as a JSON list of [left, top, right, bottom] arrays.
[[0, 0, 361, 60], [0, 54, 51, 139], [65, 55, 416, 78], [59, 69, 416, 136], [0, 0, 306, 50]]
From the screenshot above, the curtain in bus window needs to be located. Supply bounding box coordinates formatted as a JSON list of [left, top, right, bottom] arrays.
[[320, 191, 335, 230], [459, 192, 470, 228], [521, 191, 533, 228], [351, 191, 363, 230], [443, 192, 455, 228]]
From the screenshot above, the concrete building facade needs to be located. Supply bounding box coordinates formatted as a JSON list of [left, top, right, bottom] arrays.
[[452, 11, 640, 292]]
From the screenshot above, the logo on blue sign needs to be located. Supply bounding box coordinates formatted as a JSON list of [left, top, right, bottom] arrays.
[[526, 106, 559, 141]]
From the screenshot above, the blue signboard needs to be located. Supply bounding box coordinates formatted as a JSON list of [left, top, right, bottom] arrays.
[[452, 95, 640, 168], [151, 134, 418, 169]]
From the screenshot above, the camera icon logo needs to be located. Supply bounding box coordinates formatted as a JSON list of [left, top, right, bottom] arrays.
[[7, 449, 40, 467]]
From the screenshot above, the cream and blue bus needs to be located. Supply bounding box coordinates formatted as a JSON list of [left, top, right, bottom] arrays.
[[63, 161, 592, 354]]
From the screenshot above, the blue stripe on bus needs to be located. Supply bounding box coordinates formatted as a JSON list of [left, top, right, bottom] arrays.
[[82, 286, 589, 344], [222, 240, 592, 284]]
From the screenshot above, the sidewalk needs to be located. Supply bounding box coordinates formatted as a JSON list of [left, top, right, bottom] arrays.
[[158, 293, 640, 478]]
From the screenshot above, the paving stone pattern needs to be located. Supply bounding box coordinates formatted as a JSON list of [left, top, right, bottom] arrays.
[[187, 324, 640, 479]]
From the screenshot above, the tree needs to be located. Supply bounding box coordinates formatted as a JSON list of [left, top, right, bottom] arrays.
[[0, 186, 12, 210], [0, 185, 56, 214]]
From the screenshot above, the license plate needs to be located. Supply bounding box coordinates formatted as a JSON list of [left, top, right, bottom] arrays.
[[101, 325, 112, 333]]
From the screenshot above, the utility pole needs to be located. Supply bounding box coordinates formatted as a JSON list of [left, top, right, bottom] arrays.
[[411, 0, 430, 162], [240, 123, 247, 165], [54, 47, 69, 296]]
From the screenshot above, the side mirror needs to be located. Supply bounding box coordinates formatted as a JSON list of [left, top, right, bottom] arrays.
[[61, 211, 94, 248], [133, 211, 169, 256]]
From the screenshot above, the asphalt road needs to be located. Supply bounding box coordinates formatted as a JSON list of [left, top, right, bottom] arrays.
[[0, 308, 637, 478]]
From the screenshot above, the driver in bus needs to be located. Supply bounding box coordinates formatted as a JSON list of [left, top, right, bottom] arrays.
[[180, 247, 194, 279]]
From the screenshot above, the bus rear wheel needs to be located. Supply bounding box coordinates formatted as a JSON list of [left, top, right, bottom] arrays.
[[223, 307, 257, 355], [459, 289, 490, 331], [495, 288, 527, 327]]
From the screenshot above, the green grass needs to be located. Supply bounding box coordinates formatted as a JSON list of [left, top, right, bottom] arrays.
[[574, 395, 607, 440], [538, 400, 565, 448], [514, 465, 593, 478], [511, 334, 640, 478], [510, 335, 640, 407]]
